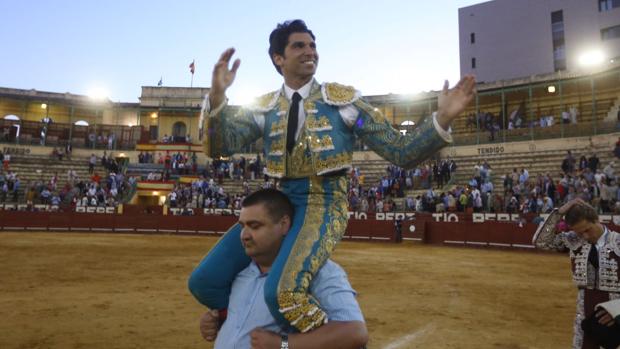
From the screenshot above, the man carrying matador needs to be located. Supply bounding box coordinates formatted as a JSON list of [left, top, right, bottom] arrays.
[[189, 19, 476, 334]]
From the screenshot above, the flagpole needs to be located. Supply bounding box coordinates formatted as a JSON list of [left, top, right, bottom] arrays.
[[190, 59, 195, 88]]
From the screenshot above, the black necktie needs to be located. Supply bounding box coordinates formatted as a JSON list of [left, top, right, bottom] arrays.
[[286, 92, 302, 153], [588, 243, 599, 270]]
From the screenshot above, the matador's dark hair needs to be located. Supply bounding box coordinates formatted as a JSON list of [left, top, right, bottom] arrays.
[[268, 19, 315, 75], [565, 202, 598, 226]]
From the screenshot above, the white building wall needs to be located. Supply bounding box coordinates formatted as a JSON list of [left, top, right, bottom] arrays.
[[459, 0, 620, 82]]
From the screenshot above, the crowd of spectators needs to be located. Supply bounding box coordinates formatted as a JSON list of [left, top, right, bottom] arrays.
[[5, 132, 620, 217], [166, 177, 250, 211], [1, 166, 134, 210], [0, 169, 20, 202], [1, 150, 10, 170], [161, 134, 191, 144], [466, 105, 579, 141], [87, 131, 117, 149], [346, 158, 458, 213], [0, 150, 135, 211], [402, 148, 620, 215], [341, 141, 620, 216]]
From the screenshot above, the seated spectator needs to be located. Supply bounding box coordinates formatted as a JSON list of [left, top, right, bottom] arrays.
[[51, 147, 63, 160], [51, 195, 61, 206], [604, 163, 615, 182], [40, 187, 51, 204], [569, 105, 578, 124], [2, 152, 10, 170], [88, 154, 97, 174]]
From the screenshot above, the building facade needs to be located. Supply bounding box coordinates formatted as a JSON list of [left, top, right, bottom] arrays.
[[459, 0, 620, 82]]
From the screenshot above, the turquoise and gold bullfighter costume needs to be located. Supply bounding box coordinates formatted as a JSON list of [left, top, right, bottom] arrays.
[[188, 79, 452, 332]]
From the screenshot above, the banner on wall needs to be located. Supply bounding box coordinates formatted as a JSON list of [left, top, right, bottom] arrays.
[[0, 204, 59, 212], [5, 202, 616, 225], [75, 206, 117, 214], [0, 204, 117, 214]]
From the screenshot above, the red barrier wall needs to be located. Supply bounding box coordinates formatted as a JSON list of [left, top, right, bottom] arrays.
[[345, 219, 394, 242], [3, 211, 617, 250]]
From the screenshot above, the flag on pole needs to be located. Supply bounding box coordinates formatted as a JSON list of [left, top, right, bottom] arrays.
[[157, 77, 163, 86], [189, 60, 195, 74]]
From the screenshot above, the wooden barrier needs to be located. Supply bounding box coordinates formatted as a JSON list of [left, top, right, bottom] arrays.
[[345, 219, 394, 242], [3, 210, 617, 250], [401, 220, 426, 242]]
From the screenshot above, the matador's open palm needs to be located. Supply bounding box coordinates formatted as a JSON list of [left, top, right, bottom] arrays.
[[210, 48, 241, 106], [436, 75, 476, 131]]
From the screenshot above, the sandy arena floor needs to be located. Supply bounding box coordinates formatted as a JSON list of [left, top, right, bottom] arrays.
[[0, 232, 576, 349]]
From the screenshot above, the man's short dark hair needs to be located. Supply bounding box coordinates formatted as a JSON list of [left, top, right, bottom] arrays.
[[565, 202, 598, 226], [268, 19, 315, 75], [242, 189, 294, 223]]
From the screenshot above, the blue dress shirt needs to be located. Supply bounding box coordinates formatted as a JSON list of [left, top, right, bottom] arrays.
[[214, 259, 364, 349]]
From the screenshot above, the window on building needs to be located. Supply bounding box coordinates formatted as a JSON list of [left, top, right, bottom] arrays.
[[602, 24, 620, 40], [551, 10, 566, 71], [553, 46, 566, 60], [74, 120, 89, 126], [470, 32, 475, 44], [149, 125, 158, 141], [471, 57, 476, 69], [172, 121, 187, 137], [599, 0, 620, 12]]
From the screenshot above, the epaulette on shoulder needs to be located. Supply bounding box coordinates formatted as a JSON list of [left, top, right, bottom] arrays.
[[611, 230, 620, 256], [321, 82, 361, 106], [248, 90, 280, 112], [563, 232, 586, 251]]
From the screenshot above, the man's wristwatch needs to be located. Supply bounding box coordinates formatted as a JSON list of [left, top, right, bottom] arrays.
[[280, 334, 289, 349]]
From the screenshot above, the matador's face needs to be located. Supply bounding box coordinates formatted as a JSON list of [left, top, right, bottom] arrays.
[[273, 32, 318, 82], [569, 220, 603, 244]]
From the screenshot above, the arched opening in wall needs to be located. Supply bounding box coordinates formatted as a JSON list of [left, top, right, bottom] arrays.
[[172, 121, 187, 142], [2, 115, 21, 140], [4, 114, 20, 121], [68, 121, 90, 147], [399, 120, 416, 135]]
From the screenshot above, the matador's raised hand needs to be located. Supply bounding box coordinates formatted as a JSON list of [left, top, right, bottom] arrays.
[[209, 48, 241, 108], [436, 75, 476, 131]]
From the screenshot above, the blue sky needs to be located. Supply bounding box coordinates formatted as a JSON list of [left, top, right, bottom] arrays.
[[0, 0, 484, 104]]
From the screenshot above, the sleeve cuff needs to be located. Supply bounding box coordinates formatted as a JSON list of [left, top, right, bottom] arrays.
[[596, 299, 620, 319], [432, 111, 453, 143], [204, 93, 228, 118]]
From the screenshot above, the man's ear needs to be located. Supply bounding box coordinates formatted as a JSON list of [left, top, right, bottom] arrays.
[[272, 54, 284, 68], [280, 215, 291, 235]]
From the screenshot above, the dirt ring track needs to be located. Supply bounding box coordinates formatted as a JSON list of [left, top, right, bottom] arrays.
[[0, 232, 574, 349]]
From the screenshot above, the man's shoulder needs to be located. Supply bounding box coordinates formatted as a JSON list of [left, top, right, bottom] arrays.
[[320, 82, 362, 106], [607, 229, 620, 255], [312, 259, 350, 288], [247, 89, 281, 112], [318, 259, 346, 275]]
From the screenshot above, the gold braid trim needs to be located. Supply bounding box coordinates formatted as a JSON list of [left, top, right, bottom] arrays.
[[277, 176, 349, 332], [277, 291, 327, 332], [305, 115, 332, 131], [248, 90, 280, 112]]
